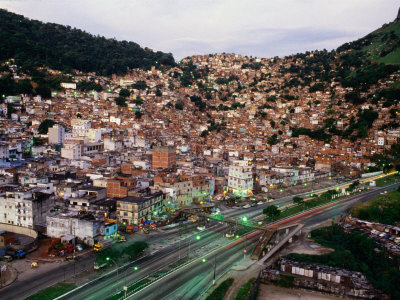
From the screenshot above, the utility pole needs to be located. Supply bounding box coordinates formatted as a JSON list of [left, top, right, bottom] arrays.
[[213, 254, 217, 285]]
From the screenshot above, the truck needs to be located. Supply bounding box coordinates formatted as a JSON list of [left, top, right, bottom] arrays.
[[7, 249, 26, 259], [93, 239, 113, 252]]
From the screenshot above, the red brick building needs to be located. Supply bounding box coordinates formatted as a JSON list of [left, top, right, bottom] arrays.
[[107, 177, 136, 198], [152, 146, 176, 170]]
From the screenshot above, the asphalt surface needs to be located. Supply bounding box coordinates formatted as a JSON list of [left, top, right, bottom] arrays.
[[1, 180, 397, 300], [0, 254, 95, 300], [124, 184, 400, 300], [58, 224, 229, 300], [128, 234, 260, 300]]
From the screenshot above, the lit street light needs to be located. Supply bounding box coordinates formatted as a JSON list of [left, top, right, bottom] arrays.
[[201, 255, 218, 285], [106, 257, 119, 277]]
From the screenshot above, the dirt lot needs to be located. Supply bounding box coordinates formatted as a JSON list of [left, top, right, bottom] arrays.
[[258, 283, 347, 300], [279, 233, 334, 257]]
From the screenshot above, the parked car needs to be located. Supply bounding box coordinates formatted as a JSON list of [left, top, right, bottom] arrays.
[[251, 203, 257, 207], [118, 235, 126, 243], [7, 249, 26, 259], [257, 201, 264, 205], [197, 226, 205, 231], [1, 255, 12, 262], [242, 204, 251, 209]]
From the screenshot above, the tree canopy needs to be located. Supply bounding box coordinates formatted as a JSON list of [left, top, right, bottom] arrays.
[[0, 9, 175, 75], [38, 119, 56, 134]]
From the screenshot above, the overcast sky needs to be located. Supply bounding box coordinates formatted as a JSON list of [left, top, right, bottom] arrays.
[[0, 0, 398, 60]]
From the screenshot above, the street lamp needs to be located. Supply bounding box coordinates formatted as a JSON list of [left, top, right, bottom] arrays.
[[106, 257, 119, 277], [201, 255, 218, 285], [188, 235, 201, 261]]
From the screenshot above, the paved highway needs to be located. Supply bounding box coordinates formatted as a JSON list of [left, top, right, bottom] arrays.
[[128, 233, 260, 300], [1, 177, 396, 300], [124, 184, 399, 300], [58, 224, 230, 300]]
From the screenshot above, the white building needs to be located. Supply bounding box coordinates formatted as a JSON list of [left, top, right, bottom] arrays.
[[71, 119, 91, 137], [60, 82, 77, 90], [61, 141, 82, 160], [0, 189, 54, 228], [48, 124, 65, 144], [86, 128, 102, 143], [227, 160, 253, 197], [46, 213, 102, 246]]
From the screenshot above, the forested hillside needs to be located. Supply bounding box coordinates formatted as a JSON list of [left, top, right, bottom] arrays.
[[0, 9, 175, 75]]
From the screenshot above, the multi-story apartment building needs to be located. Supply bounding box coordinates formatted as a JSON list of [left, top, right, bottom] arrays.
[[227, 160, 253, 197], [71, 119, 91, 137], [48, 124, 65, 144], [61, 141, 83, 160], [116, 191, 164, 225], [0, 188, 54, 229], [152, 146, 176, 170]]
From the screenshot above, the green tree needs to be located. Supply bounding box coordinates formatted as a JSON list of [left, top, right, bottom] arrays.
[[131, 81, 148, 90], [119, 88, 130, 98], [15, 79, 33, 95], [36, 85, 51, 98], [134, 97, 143, 106], [293, 196, 304, 205], [175, 99, 185, 110], [267, 134, 279, 145], [115, 96, 127, 106], [38, 119, 56, 134], [135, 111, 142, 119], [123, 241, 148, 259], [200, 130, 209, 138], [263, 205, 280, 219]]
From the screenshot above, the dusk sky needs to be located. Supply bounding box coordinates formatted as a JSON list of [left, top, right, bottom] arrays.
[[0, 0, 398, 60]]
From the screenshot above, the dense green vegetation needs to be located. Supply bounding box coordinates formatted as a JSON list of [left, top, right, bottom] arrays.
[[234, 278, 256, 300], [350, 190, 400, 225], [25, 283, 76, 300], [286, 225, 400, 299], [95, 241, 148, 265], [77, 80, 103, 92], [290, 127, 331, 142], [264, 190, 340, 222], [205, 278, 234, 300], [0, 9, 175, 75], [0, 68, 64, 98], [38, 119, 56, 134]]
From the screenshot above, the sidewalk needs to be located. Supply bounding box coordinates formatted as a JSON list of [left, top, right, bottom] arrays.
[[200, 263, 262, 300], [0, 263, 18, 288]]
